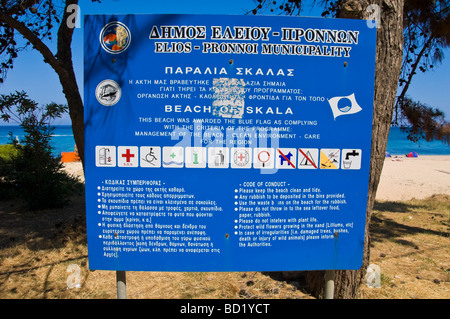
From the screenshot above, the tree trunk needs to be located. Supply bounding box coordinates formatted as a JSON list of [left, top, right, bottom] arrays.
[[58, 65, 85, 170], [298, 0, 404, 298], [57, 0, 85, 170]]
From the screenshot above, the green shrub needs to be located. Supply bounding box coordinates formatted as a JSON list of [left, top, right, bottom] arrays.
[[0, 144, 21, 199], [0, 91, 82, 210], [9, 143, 81, 209], [0, 144, 21, 163]]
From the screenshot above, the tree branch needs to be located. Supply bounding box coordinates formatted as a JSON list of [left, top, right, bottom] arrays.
[[395, 35, 434, 122], [2, 0, 42, 16], [0, 10, 67, 79]]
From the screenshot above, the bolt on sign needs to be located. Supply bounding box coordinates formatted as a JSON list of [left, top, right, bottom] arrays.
[[84, 14, 376, 271]]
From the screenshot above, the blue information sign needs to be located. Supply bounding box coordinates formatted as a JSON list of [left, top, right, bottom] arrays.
[[84, 14, 376, 271]]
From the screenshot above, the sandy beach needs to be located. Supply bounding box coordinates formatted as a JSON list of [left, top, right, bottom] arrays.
[[62, 155, 450, 201], [377, 155, 450, 201]]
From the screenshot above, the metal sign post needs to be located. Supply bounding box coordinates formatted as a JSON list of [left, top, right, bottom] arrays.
[[116, 270, 127, 299], [324, 269, 335, 299]]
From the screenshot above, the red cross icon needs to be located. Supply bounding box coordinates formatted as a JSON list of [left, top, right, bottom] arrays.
[[237, 152, 246, 162], [121, 148, 135, 162]]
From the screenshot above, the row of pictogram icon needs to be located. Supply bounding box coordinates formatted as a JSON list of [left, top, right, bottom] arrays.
[[95, 146, 362, 170]]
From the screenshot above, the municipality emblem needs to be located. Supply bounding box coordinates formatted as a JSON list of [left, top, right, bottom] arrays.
[[100, 21, 131, 54]]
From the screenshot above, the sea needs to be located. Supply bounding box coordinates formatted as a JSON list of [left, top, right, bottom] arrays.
[[0, 125, 76, 156], [0, 125, 449, 156]]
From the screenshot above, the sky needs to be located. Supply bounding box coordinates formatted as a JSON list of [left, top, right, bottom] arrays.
[[0, 0, 449, 125]]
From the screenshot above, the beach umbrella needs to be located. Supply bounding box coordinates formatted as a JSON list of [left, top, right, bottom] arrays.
[[406, 151, 418, 157], [385, 152, 391, 157]]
